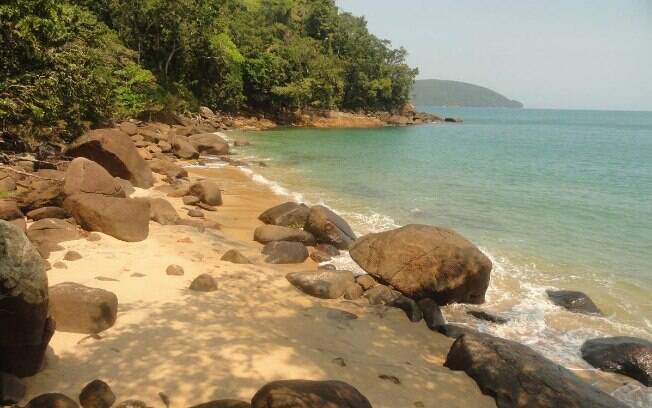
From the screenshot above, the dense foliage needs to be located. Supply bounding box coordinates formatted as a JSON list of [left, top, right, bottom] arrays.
[[1, 0, 417, 141]]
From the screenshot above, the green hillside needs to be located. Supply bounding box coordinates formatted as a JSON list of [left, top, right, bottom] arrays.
[[411, 79, 523, 108]]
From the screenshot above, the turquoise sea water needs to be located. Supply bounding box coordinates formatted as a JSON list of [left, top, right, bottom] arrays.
[[229, 108, 652, 406]]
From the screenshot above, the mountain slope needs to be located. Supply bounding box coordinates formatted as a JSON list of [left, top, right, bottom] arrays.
[[411, 79, 523, 108]]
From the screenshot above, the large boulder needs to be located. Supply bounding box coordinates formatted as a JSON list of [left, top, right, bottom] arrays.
[[350, 225, 492, 305], [254, 225, 315, 245], [444, 332, 628, 408], [0, 221, 54, 377], [286, 270, 355, 299], [189, 181, 222, 206], [65, 129, 154, 188], [546, 290, 602, 315], [262, 241, 309, 264], [258, 202, 310, 228], [149, 198, 180, 225], [581, 336, 652, 386], [304, 206, 356, 249], [251, 380, 372, 408], [169, 134, 199, 159], [26, 218, 80, 258], [64, 158, 125, 198], [64, 194, 150, 242], [49, 283, 118, 334], [0, 200, 23, 221], [188, 133, 229, 155]]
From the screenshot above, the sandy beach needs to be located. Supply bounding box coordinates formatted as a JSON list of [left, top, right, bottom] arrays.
[[21, 165, 496, 408]]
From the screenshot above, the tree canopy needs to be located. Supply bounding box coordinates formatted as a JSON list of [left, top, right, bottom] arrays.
[[1, 0, 417, 141]]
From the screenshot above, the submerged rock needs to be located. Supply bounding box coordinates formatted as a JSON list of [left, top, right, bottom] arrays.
[[467, 310, 509, 324], [581, 336, 652, 386], [546, 289, 602, 315], [444, 331, 628, 408], [350, 224, 492, 305], [251, 380, 372, 408]]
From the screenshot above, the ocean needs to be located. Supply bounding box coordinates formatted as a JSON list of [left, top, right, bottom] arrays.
[[227, 107, 652, 406]]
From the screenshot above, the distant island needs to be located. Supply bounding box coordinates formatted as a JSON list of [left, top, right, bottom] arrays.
[[411, 79, 524, 108]]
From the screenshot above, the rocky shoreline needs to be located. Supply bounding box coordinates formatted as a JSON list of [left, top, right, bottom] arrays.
[[1, 109, 650, 407]]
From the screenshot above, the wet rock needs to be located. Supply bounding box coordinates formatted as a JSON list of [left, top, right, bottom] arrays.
[[49, 283, 118, 334], [64, 195, 150, 242], [251, 380, 372, 408], [26, 393, 79, 408], [254, 225, 315, 245], [79, 379, 116, 408], [189, 274, 218, 292], [286, 270, 355, 299], [188, 133, 229, 155], [63, 158, 125, 198], [262, 241, 308, 264], [581, 336, 652, 386], [258, 202, 310, 228], [0, 221, 53, 377], [546, 289, 602, 315], [26, 218, 80, 258], [0, 372, 26, 405], [390, 295, 422, 322], [467, 310, 509, 325], [189, 181, 222, 206], [444, 331, 627, 408], [166, 265, 185, 276], [65, 129, 153, 188], [418, 298, 446, 330], [304, 205, 356, 249], [63, 251, 82, 261], [350, 225, 492, 305], [26, 206, 68, 221], [221, 249, 251, 264]]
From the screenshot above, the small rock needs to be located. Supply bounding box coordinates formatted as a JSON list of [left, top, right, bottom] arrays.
[[130, 273, 146, 278], [26, 393, 79, 408], [356, 275, 376, 290], [318, 264, 337, 271], [189, 181, 222, 206], [196, 202, 217, 212], [188, 209, 204, 218], [436, 324, 479, 339], [166, 265, 185, 276], [364, 284, 401, 305], [189, 274, 218, 292], [309, 250, 331, 263], [63, 250, 82, 261], [332, 357, 347, 367], [221, 249, 251, 264], [378, 374, 401, 385], [182, 196, 200, 205], [149, 198, 180, 225], [251, 380, 371, 408], [343, 283, 364, 300], [467, 310, 509, 324], [95, 276, 119, 282], [546, 289, 602, 315], [87, 233, 102, 242], [79, 379, 116, 408], [53, 261, 68, 269]]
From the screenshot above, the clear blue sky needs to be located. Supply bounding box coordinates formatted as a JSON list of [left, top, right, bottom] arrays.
[[338, 0, 652, 111]]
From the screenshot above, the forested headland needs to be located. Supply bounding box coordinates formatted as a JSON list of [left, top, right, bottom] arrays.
[[0, 0, 418, 143]]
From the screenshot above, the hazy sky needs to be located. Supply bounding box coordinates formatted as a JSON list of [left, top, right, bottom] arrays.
[[339, 0, 652, 111]]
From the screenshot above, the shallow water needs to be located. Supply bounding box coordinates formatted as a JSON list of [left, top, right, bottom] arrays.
[[224, 107, 651, 406]]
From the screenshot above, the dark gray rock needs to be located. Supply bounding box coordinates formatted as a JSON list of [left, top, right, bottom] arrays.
[[436, 324, 478, 339], [418, 298, 446, 330], [444, 331, 628, 408], [546, 289, 602, 315], [581, 336, 652, 386], [467, 310, 509, 325], [390, 295, 422, 322]]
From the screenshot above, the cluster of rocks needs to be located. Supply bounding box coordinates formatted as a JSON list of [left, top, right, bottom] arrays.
[[9, 378, 371, 408]]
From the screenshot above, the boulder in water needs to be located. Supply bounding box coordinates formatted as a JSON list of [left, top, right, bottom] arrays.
[[546, 289, 602, 315], [581, 336, 652, 386]]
